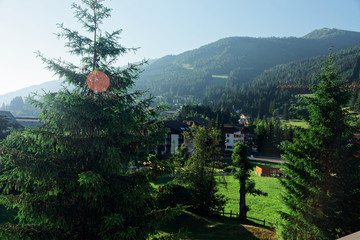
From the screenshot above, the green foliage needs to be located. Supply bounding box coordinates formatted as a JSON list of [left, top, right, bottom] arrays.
[[0, 0, 174, 239], [251, 117, 294, 156], [171, 144, 189, 170], [176, 104, 238, 124], [279, 53, 360, 239], [177, 127, 226, 214], [157, 183, 193, 209]]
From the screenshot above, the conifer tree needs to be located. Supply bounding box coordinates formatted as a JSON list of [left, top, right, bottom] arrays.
[[232, 142, 266, 220], [178, 126, 226, 215], [0, 1, 175, 239], [280, 53, 360, 239]]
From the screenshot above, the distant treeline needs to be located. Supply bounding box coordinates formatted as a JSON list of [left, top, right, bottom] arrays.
[[0, 96, 39, 117]]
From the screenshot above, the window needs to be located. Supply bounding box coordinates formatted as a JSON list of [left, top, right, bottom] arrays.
[[227, 146, 233, 149], [227, 134, 230, 137], [226, 139, 229, 143]]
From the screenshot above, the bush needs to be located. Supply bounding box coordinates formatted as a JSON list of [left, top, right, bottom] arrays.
[[157, 183, 193, 209], [223, 166, 236, 173]]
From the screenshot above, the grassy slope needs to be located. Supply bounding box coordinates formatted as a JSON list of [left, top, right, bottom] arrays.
[[154, 160, 285, 239], [156, 210, 278, 240], [280, 119, 308, 128]]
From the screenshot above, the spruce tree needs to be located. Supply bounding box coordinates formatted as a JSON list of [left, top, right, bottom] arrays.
[[0, 1, 174, 239], [178, 126, 226, 215], [232, 142, 266, 220], [280, 53, 360, 239]]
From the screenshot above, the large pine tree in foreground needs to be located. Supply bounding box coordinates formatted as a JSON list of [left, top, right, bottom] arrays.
[[0, 1, 175, 239], [280, 53, 360, 239]]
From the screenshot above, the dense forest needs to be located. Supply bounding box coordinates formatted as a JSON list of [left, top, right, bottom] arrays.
[[203, 46, 360, 116]]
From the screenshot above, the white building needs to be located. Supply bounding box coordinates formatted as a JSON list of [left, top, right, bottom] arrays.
[[224, 124, 249, 151], [156, 120, 189, 154]]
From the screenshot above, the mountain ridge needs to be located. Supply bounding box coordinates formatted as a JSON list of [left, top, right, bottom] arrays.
[[2, 28, 360, 107]]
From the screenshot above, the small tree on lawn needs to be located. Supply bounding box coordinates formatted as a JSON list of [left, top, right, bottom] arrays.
[[279, 53, 360, 239], [178, 126, 226, 215], [232, 142, 266, 220], [0, 0, 177, 239]]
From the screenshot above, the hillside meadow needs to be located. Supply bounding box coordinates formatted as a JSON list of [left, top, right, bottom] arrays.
[[152, 160, 285, 239]]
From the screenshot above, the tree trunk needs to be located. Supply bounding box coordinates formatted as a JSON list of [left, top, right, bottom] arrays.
[[239, 180, 247, 220]]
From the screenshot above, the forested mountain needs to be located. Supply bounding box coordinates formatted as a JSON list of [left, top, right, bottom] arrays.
[[136, 28, 360, 106], [2, 28, 360, 117], [203, 46, 360, 117], [0, 80, 64, 105]]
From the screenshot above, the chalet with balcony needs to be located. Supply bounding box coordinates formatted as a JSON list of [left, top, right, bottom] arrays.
[[224, 124, 251, 151]]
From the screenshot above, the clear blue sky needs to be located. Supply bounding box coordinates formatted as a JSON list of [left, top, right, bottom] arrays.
[[0, 0, 359, 95]]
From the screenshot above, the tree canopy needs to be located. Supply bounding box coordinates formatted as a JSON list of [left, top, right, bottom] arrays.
[[0, 1, 175, 239], [279, 53, 360, 239]]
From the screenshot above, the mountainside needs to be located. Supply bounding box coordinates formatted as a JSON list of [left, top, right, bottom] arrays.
[[137, 28, 360, 100], [3, 28, 360, 114], [203, 46, 360, 116], [0, 80, 64, 105]]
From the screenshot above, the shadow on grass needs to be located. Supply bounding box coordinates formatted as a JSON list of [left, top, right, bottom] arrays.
[[160, 211, 277, 240]]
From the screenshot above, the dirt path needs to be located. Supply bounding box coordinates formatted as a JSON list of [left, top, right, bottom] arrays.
[[249, 156, 287, 163]]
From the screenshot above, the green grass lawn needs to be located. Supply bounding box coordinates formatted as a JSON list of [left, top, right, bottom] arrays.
[[217, 172, 285, 227]]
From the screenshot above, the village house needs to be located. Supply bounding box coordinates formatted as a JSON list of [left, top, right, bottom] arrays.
[[156, 119, 255, 154], [182, 117, 209, 127], [156, 120, 190, 154], [156, 117, 209, 155], [224, 123, 252, 151]]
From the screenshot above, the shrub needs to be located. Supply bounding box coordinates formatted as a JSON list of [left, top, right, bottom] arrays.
[[157, 183, 193, 209]]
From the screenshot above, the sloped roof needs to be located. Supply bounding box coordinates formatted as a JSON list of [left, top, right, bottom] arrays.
[[0, 111, 23, 128], [183, 117, 209, 126], [15, 117, 42, 128], [163, 120, 189, 134], [224, 123, 245, 133]]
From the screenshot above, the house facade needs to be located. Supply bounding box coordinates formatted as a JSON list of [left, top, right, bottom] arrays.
[[224, 124, 250, 151], [156, 120, 189, 154], [156, 119, 253, 154]]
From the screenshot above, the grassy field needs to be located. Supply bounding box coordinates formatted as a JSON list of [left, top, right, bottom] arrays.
[[156, 210, 278, 240], [182, 64, 195, 70], [280, 119, 308, 128], [211, 75, 229, 79], [217, 172, 285, 227], [154, 161, 285, 228]]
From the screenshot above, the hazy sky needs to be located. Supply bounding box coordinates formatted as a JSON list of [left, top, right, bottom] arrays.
[[0, 0, 359, 95]]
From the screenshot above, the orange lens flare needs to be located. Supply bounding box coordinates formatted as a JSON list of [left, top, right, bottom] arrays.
[[86, 70, 110, 93]]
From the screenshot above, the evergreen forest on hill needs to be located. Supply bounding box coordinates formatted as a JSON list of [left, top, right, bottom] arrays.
[[134, 28, 360, 117], [203, 46, 360, 117]]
